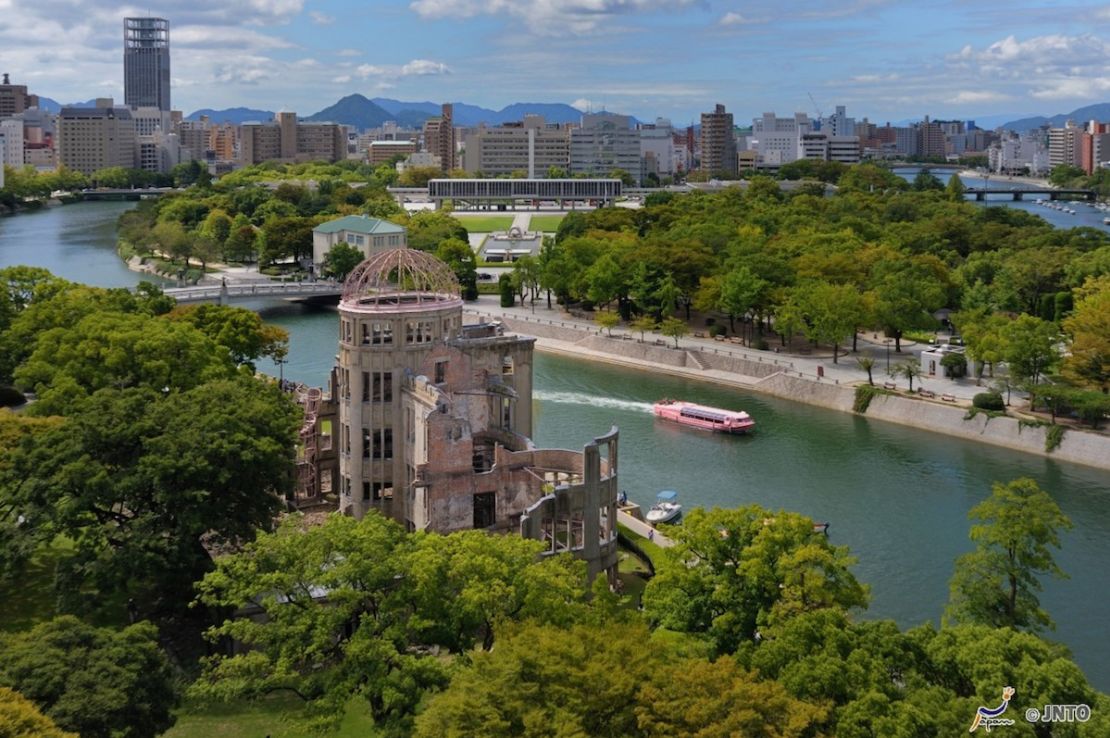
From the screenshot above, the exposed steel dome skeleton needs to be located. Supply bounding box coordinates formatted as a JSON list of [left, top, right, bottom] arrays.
[[341, 248, 461, 308]]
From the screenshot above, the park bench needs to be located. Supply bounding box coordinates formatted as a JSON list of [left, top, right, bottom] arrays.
[[941, 393, 957, 402], [714, 335, 725, 341], [883, 382, 897, 390], [694, 331, 706, 338], [919, 389, 936, 398]]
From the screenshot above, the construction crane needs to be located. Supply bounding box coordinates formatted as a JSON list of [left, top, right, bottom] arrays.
[[807, 92, 823, 122]]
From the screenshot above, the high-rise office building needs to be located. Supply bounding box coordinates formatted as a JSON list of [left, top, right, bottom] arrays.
[[0, 73, 38, 117], [700, 104, 737, 175], [124, 18, 171, 112], [422, 103, 456, 173]]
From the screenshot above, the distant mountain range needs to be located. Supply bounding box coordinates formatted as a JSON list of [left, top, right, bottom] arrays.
[[37, 97, 96, 113], [185, 107, 276, 124], [1001, 103, 1110, 132], [182, 96, 622, 130]]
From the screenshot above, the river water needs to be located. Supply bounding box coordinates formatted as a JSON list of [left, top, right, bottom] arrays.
[[2, 196, 1109, 690]]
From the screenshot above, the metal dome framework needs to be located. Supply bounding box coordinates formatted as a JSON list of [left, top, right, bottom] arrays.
[[341, 248, 461, 308]]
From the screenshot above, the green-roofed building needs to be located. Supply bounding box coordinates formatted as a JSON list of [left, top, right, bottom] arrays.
[[312, 215, 407, 270]]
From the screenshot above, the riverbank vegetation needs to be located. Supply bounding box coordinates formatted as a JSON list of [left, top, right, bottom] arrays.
[[0, 267, 1107, 734], [519, 165, 1109, 428]]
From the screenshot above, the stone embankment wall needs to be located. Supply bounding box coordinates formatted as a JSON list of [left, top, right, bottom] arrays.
[[485, 313, 1110, 472], [862, 393, 1110, 468]]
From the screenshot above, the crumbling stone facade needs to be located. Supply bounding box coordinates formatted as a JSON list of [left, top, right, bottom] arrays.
[[294, 248, 618, 582]]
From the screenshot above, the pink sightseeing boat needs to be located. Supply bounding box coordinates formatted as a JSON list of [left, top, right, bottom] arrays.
[[652, 399, 755, 434]]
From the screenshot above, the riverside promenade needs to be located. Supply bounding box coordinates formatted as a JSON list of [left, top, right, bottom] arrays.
[[465, 294, 987, 403]]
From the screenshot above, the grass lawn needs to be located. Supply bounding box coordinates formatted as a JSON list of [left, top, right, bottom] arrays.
[[528, 214, 566, 232], [453, 215, 515, 232], [166, 696, 379, 738]]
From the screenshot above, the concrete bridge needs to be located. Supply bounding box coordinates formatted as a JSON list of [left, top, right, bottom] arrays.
[[163, 281, 342, 305], [964, 187, 1096, 202], [80, 187, 183, 201]]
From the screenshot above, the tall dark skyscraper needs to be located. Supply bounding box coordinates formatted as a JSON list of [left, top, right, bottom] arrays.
[[123, 17, 170, 111]]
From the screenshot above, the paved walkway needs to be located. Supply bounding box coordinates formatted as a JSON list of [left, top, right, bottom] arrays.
[[617, 510, 675, 548], [510, 212, 532, 232], [466, 295, 998, 402]]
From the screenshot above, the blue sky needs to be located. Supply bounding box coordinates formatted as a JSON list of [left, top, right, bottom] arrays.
[[2, 0, 1110, 124]]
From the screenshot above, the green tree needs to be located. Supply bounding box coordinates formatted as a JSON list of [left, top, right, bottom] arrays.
[[870, 256, 948, 352], [321, 242, 365, 281], [510, 254, 540, 306], [856, 355, 876, 386], [1, 378, 298, 611], [644, 506, 868, 653], [0, 617, 176, 738], [0, 688, 76, 738], [945, 172, 967, 201], [167, 303, 290, 366], [151, 220, 191, 266], [912, 171, 944, 191], [595, 310, 619, 336], [585, 252, 625, 310], [635, 655, 826, 738], [13, 310, 237, 414], [405, 211, 468, 252], [659, 316, 688, 348], [717, 266, 768, 335], [498, 273, 515, 308], [1062, 277, 1110, 392], [1002, 314, 1059, 385], [435, 238, 479, 300], [631, 314, 656, 342], [414, 621, 659, 738], [799, 282, 867, 363], [403, 530, 586, 652], [259, 215, 315, 265], [946, 478, 1072, 632], [892, 359, 924, 392]]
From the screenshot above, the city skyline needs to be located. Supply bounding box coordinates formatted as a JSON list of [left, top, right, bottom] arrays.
[[2, 1, 1110, 124]]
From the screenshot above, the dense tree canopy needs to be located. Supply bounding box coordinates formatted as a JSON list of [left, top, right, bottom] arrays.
[[0, 616, 176, 738]]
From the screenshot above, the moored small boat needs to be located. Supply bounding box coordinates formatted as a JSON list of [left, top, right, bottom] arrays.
[[646, 490, 682, 524], [652, 399, 755, 434], [813, 522, 830, 534]]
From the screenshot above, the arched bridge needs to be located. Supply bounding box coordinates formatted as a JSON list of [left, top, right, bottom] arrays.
[[964, 188, 1096, 202], [163, 281, 342, 305]]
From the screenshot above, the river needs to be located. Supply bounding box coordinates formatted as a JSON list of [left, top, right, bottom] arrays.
[[2, 198, 1109, 690]]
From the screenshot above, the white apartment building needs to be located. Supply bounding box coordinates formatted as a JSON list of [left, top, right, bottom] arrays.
[[570, 113, 641, 182], [799, 132, 861, 164], [989, 131, 1049, 174], [1048, 122, 1082, 169], [750, 112, 811, 166], [462, 115, 570, 178], [639, 118, 675, 177], [0, 118, 23, 169]]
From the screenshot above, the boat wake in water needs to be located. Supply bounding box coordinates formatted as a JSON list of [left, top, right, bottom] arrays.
[[533, 390, 653, 414]]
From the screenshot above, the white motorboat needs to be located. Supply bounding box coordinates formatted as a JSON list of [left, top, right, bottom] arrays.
[[645, 490, 682, 524]]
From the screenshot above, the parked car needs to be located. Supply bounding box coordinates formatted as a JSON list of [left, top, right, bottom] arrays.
[[477, 272, 493, 281]]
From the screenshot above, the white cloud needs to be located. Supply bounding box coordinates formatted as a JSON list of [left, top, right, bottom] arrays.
[[309, 11, 334, 24], [570, 98, 595, 111], [357, 64, 388, 78], [1030, 77, 1110, 100], [400, 59, 451, 76], [332, 75, 352, 84], [946, 90, 1011, 105], [174, 25, 295, 50], [718, 12, 751, 27], [409, 0, 701, 34], [336, 48, 361, 57]]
